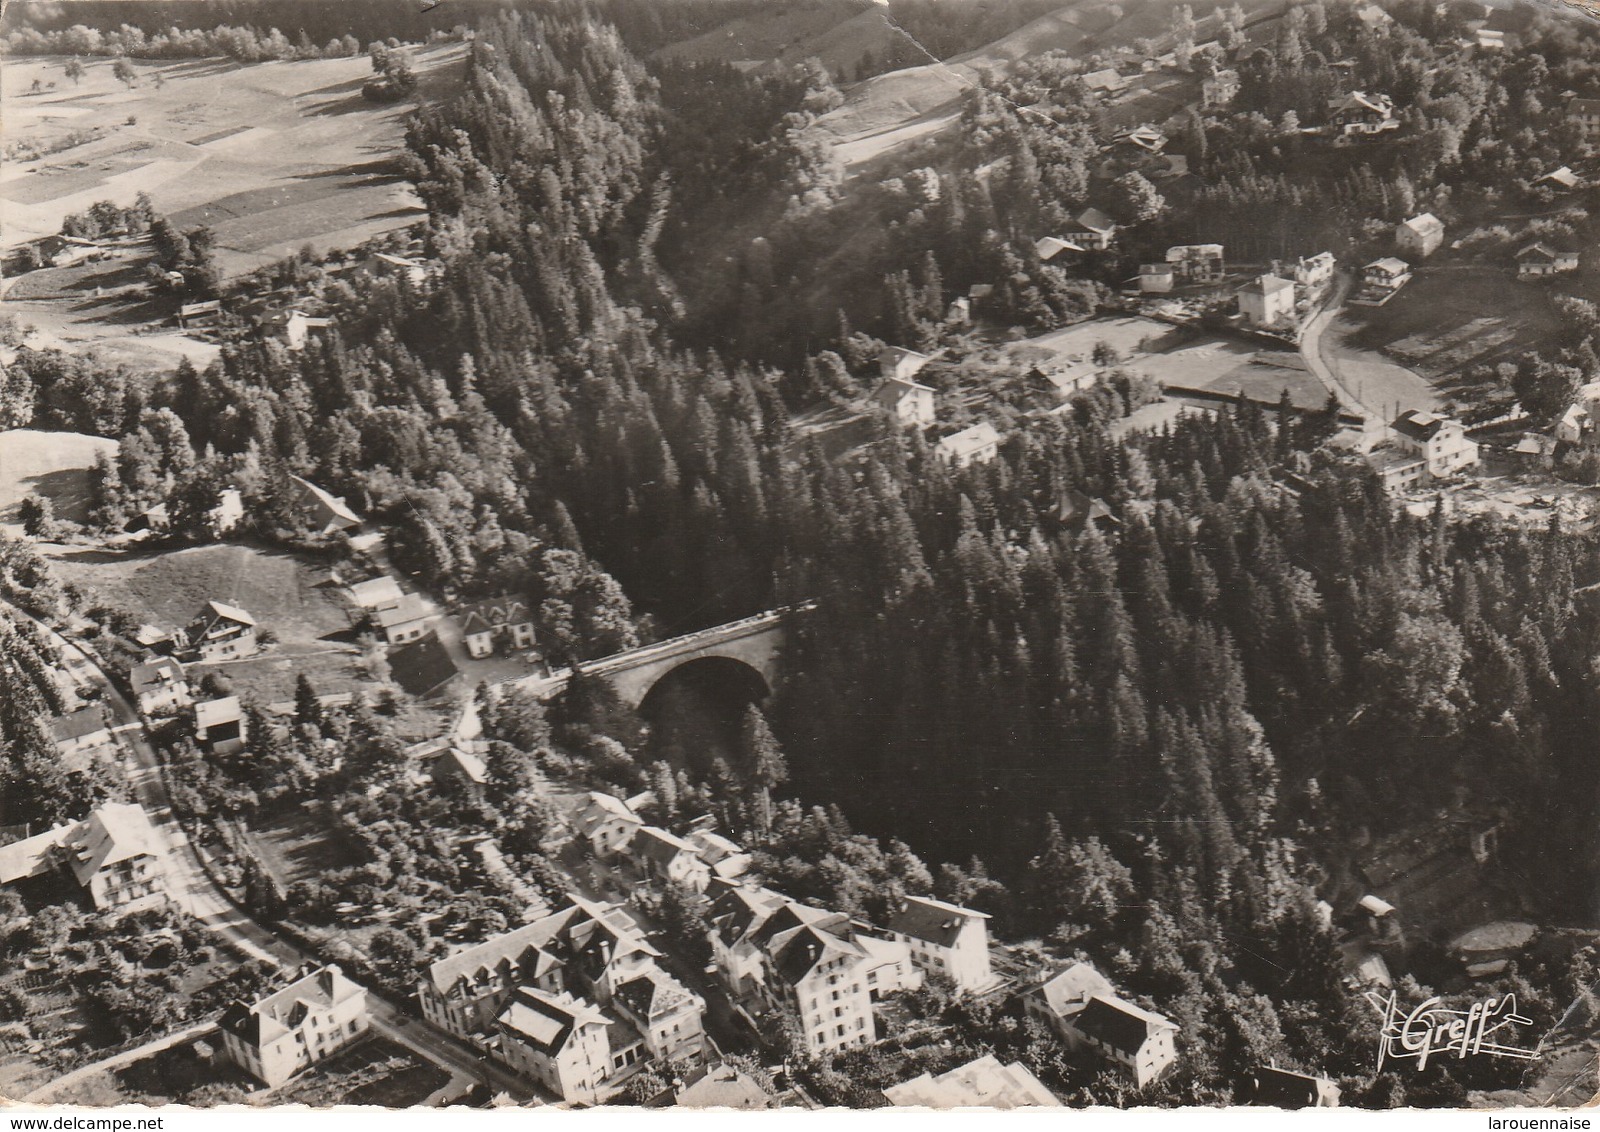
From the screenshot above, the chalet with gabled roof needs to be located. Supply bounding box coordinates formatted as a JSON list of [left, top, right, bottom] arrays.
[[1064, 208, 1117, 251], [183, 600, 258, 662], [1516, 242, 1579, 276], [0, 803, 169, 913], [1327, 91, 1399, 138], [286, 475, 361, 535]]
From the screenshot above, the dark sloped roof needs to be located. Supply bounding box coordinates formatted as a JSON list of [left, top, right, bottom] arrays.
[[887, 895, 988, 948], [1247, 1066, 1336, 1108], [387, 633, 460, 697], [1070, 995, 1174, 1056]]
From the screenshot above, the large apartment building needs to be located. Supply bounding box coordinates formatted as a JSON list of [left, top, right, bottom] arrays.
[[417, 897, 705, 1102], [705, 885, 889, 1056]]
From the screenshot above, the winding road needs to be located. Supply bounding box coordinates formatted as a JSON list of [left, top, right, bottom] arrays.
[[1299, 272, 1442, 425], [9, 605, 550, 1105]]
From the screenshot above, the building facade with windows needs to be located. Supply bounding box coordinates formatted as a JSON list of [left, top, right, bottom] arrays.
[[218, 965, 369, 1088]]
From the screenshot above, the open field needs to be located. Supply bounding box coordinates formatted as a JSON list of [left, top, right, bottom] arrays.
[[246, 803, 365, 892], [1342, 269, 1566, 400], [44, 541, 351, 639], [1, 48, 463, 277], [656, 1, 902, 77], [0, 428, 118, 533], [816, 0, 1285, 168], [2, 252, 225, 372]]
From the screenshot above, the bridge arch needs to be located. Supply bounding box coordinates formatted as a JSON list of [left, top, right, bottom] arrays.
[[604, 629, 784, 709]]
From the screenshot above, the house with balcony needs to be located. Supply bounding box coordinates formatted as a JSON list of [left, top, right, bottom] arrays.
[[182, 600, 258, 662], [1165, 243, 1224, 282], [1516, 242, 1580, 277], [1064, 208, 1118, 251], [0, 803, 170, 913], [1327, 91, 1399, 138]]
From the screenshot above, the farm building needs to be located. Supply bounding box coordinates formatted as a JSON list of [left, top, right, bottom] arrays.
[[1516, 243, 1579, 276], [286, 475, 361, 535]]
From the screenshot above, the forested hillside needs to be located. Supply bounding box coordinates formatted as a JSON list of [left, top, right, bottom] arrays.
[[4, 0, 1600, 1105]]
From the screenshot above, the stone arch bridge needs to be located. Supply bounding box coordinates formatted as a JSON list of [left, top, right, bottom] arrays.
[[508, 602, 814, 709]]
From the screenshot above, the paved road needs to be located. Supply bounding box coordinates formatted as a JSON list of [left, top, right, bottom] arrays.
[[1300, 272, 1442, 425], [1298, 274, 1369, 422], [9, 605, 548, 1104]]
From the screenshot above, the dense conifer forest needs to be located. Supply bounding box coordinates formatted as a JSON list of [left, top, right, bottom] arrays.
[[4, 0, 1600, 1104]]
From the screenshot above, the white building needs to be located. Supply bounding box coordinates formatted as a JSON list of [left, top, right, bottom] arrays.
[[630, 826, 712, 893], [872, 377, 937, 428], [572, 792, 644, 859], [1396, 213, 1444, 259], [1024, 961, 1117, 1041], [883, 1053, 1058, 1108], [879, 347, 931, 383], [704, 887, 877, 1056], [935, 423, 1001, 468], [1061, 994, 1178, 1089], [218, 965, 369, 1088], [374, 592, 430, 645], [886, 895, 994, 994], [1388, 409, 1479, 477], [131, 657, 189, 717], [0, 803, 170, 914], [1236, 274, 1296, 326], [494, 988, 613, 1105]]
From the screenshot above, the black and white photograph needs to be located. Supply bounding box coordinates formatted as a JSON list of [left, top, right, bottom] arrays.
[[0, 0, 1597, 1119]]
